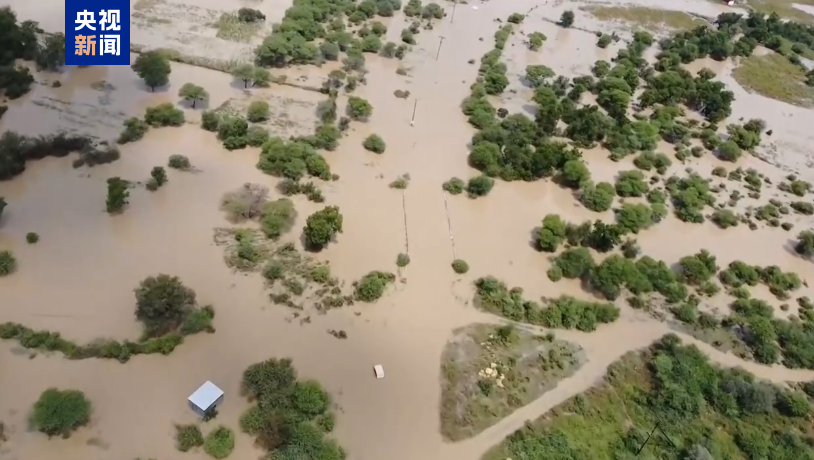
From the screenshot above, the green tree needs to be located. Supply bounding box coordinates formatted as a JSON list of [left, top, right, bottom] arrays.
[[303, 206, 343, 250], [30, 389, 91, 437], [232, 63, 256, 88], [615, 170, 648, 197], [559, 159, 591, 188], [554, 247, 595, 279], [151, 166, 168, 186], [526, 64, 555, 87], [466, 175, 494, 197], [796, 230, 814, 257], [132, 51, 171, 91], [0, 250, 17, 276], [106, 177, 129, 213], [135, 274, 197, 337], [581, 182, 615, 212], [347, 96, 373, 120], [0, 196, 6, 219], [537, 214, 567, 252], [178, 83, 208, 109], [528, 32, 546, 51], [293, 380, 331, 417], [558, 10, 575, 27], [615, 203, 653, 233], [678, 250, 717, 285], [718, 140, 742, 162], [35, 32, 65, 71], [117, 117, 149, 144]]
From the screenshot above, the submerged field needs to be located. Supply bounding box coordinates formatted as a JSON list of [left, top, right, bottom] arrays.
[[3, 0, 814, 459]]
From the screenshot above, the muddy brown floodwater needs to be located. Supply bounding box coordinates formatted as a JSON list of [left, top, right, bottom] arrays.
[[3, 0, 814, 460]]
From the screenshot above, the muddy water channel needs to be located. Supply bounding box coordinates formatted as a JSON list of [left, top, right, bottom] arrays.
[[3, 0, 814, 460]]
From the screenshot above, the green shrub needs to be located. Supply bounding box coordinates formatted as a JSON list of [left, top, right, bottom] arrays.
[[117, 117, 149, 144], [363, 134, 386, 153], [303, 206, 343, 250], [175, 424, 204, 451], [396, 253, 410, 267], [238, 406, 264, 435], [26, 232, 39, 244], [247, 101, 270, 122], [354, 271, 396, 302], [260, 199, 297, 240], [144, 103, 185, 127], [168, 154, 191, 170], [553, 247, 595, 279], [580, 182, 615, 212], [452, 259, 469, 274], [0, 250, 17, 276], [203, 426, 234, 459], [442, 177, 465, 195], [467, 175, 494, 197], [615, 170, 648, 197], [30, 389, 92, 437], [537, 214, 567, 252], [547, 265, 563, 281]]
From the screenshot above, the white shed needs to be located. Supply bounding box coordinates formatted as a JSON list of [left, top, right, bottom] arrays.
[[188, 381, 224, 417]]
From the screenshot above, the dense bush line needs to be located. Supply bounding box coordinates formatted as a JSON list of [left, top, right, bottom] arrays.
[[474, 276, 619, 332], [0, 275, 215, 362]]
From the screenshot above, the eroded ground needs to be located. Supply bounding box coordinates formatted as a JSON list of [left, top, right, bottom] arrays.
[[3, 0, 814, 460]]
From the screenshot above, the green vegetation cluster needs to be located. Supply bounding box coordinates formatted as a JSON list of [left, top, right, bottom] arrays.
[[239, 358, 344, 460], [0, 275, 215, 362], [474, 276, 619, 332], [0, 7, 66, 101], [0, 132, 121, 180], [485, 335, 814, 460], [30, 388, 91, 437]]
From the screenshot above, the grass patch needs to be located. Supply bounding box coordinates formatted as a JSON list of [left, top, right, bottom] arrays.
[[214, 13, 262, 43], [484, 334, 814, 460], [582, 6, 705, 31], [441, 324, 584, 441], [733, 51, 814, 107]]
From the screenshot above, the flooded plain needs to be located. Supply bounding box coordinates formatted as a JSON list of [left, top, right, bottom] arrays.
[[3, 0, 814, 460]]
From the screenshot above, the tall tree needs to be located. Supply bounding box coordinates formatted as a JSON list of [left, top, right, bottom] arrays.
[[178, 83, 208, 108], [132, 51, 171, 91]]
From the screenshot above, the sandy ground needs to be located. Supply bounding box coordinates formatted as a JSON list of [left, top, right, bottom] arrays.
[[3, 0, 814, 460]]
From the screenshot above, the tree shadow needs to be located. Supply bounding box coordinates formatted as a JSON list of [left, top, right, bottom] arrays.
[[136, 81, 170, 94], [177, 99, 212, 111], [522, 103, 537, 117], [529, 227, 540, 250]]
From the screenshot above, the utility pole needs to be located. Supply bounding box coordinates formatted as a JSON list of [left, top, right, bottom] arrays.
[[436, 36, 446, 60], [450, 1, 458, 23], [411, 99, 418, 126]]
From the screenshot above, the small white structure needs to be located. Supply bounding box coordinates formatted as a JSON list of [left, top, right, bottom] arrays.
[[373, 364, 385, 379], [188, 381, 224, 418]]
